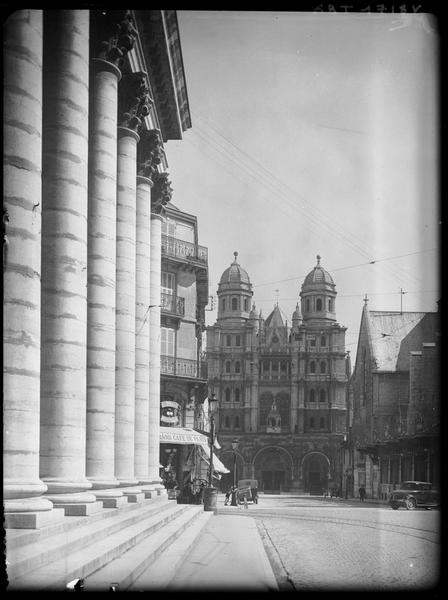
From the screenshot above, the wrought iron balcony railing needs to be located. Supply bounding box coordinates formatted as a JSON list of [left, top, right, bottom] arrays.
[[161, 355, 208, 379], [160, 291, 185, 317], [161, 235, 208, 265]]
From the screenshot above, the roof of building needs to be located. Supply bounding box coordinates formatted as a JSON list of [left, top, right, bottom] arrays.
[[264, 304, 288, 328], [219, 252, 251, 285], [366, 310, 437, 371], [303, 255, 334, 287]]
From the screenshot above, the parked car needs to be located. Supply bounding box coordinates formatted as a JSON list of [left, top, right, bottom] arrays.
[[388, 481, 440, 510]]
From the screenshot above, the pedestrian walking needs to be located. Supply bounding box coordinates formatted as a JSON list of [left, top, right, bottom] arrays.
[[243, 496, 248, 509], [359, 486, 366, 502], [230, 485, 238, 507], [224, 488, 231, 506]]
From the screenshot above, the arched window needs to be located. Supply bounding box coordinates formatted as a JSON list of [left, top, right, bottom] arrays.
[[231, 297, 238, 310], [309, 417, 315, 429], [320, 361, 326, 374], [235, 335, 241, 346], [316, 298, 322, 311], [234, 388, 240, 402], [321, 335, 326, 346], [328, 299, 332, 311], [225, 361, 231, 373], [310, 361, 316, 374], [306, 299, 310, 312], [225, 416, 230, 428], [244, 298, 249, 311], [235, 361, 241, 374], [221, 298, 226, 311], [226, 335, 231, 346], [320, 417, 325, 429], [234, 415, 240, 428], [225, 388, 231, 402], [309, 389, 315, 402], [319, 389, 326, 402]]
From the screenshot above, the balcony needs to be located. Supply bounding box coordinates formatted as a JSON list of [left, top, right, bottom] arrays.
[[161, 235, 208, 266], [161, 355, 208, 380], [161, 291, 185, 318]]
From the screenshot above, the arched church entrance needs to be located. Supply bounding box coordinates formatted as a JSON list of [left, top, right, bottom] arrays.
[[253, 447, 293, 493], [302, 452, 330, 495]]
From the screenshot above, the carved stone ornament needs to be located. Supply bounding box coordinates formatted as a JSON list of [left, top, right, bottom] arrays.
[[118, 71, 152, 132], [137, 129, 163, 178], [151, 172, 173, 214], [91, 10, 138, 67]]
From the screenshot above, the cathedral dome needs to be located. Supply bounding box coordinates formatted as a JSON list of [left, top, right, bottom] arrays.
[[303, 255, 334, 287], [219, 252, 251, 285]]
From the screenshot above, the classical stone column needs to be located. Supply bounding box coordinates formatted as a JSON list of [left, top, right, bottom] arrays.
[[3, 10, 64, 528], [148, 172, 173, 492], [39, 10, 100, 516], [134, 130, 162, 497], [85, 11, 137, 509], [114, 72, 151, 502]]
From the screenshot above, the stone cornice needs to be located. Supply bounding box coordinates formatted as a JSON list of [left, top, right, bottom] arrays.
[[132, 10, 191, 142]]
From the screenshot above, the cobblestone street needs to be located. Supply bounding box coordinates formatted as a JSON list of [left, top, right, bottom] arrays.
[[218, 494, 441, 591]]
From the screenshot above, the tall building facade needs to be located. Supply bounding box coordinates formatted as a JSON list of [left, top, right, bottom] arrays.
[[206, 254, 350, 494], [3, 9, 191, 528], [158, 202, 230, 502], [344, 300, 440, 500]]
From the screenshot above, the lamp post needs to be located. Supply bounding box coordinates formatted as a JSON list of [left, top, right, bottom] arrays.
[[231, 437, 238, 506], [207, 393, 218, 487], [204, 393, 218, 512]]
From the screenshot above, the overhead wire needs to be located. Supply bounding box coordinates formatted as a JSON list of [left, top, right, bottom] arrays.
[[190, 111, 427, 289]]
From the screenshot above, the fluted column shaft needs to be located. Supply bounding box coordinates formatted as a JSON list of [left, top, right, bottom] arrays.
[[86, 58, 121, 490], [134, 176, 153, 483], [148, 213, 163, 483], [40, 10, 96, 508], [115, 127, 139, 486], [3, 9, 54, 522]]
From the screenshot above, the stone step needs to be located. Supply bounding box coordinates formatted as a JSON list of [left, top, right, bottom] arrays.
[[5, 493, 169, 552], [7, 499, 184, 587], [86, 506, 209, 591], [128, 511, 214, 591]]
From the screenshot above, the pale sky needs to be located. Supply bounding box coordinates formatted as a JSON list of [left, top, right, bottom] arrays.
[[164, 10, 440, 361]]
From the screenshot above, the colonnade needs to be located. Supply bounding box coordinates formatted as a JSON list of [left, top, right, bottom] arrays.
[[4, 9, 169, 528]]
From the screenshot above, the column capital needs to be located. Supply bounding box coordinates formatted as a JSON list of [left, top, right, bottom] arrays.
[[90, 9, 137, 68], [118, 71, 153, 133], [151, 171, 173, 215], [137, 128, 163, 179]]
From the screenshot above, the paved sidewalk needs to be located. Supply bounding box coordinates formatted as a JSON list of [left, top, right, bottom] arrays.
[[167, 511, 279, 592]]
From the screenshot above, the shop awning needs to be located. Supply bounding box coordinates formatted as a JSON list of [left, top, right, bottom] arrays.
[[199, 444, 230, 474], [159, 426, 209, 446]]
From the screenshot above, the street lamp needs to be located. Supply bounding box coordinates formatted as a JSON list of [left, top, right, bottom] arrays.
[[207, 394, 219, 488], [204, 393, 219, 513], [231, 437, 238, 506]]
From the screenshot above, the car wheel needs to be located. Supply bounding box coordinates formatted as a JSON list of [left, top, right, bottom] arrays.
[[405, 497, 417, 510], [390, 503, 399, 510]]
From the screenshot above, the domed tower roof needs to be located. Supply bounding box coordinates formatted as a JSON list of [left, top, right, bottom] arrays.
[[303, 254, 334, 288], [249, 303, 258, 319], [292, 302, 302, 323], [219, 252, 251, 286]]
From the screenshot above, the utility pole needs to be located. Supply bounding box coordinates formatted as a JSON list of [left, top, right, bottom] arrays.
[[400, 288, 407, 314]]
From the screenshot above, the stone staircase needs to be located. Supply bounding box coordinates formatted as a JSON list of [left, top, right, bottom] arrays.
[[5, 495, 213, 592]]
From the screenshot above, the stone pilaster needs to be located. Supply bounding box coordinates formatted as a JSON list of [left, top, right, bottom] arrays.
[[114, 72, 150, 502], [134, 129, 161, 496], [40, 10, 100, 516], [148, 171, 172, 491], [85, 55, 124, 506], [3, 9, 63, 528]]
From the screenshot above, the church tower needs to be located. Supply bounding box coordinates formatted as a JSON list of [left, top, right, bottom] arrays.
[[206, 253, 348, 496]]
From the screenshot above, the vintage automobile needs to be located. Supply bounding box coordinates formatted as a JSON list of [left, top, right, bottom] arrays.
[[388, 480, 440, 510]]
